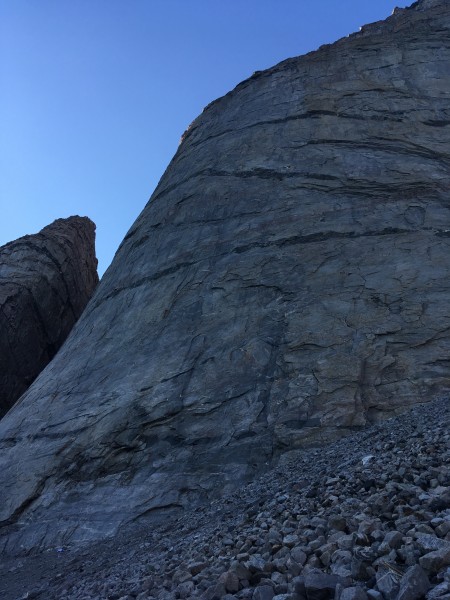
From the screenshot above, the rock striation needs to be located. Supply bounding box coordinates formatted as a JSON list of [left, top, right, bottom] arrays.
[[0, 217, 99, 418], [0, 0, 449, 554], [1, 397, 449, 599]]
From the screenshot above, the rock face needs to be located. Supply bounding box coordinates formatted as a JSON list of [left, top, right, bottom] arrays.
[[1, 397, 449, 599], [0, 0, 449, 554], [0, 217, 99, 417]]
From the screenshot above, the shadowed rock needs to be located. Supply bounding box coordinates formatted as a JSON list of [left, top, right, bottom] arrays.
[[0, 217, 99, 417], [0, 0, 449, 554]]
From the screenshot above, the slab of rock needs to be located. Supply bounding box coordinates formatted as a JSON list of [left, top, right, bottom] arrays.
[[253, 586, 275, 600], [340, 588, 368, 600], [0, 0, 450, 554], [415, 534, 450, 554], [304, 568, 348, 599], [419, 548, 450, 573], [0, 217, 98, 418], [375, 568, 400, 600], [396, 565, 430, 600]]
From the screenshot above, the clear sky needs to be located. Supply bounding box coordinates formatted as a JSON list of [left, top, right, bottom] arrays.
[[1, 0, 413, 276]]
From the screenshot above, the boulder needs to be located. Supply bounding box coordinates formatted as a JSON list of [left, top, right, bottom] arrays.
[[304, 568, 349, 599], [396, 565, 430, 600]]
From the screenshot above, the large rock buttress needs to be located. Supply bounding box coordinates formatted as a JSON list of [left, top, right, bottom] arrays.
[[0, 0, 449, 553], [0, 217, 99, 417]]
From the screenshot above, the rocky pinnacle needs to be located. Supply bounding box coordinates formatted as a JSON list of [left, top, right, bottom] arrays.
[[0, 216, 99, 417]]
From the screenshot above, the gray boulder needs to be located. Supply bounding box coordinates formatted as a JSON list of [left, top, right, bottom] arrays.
[[396, 565, 430, 600], [304, 568, 349, 599]]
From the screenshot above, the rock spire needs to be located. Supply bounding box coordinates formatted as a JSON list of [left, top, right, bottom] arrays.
[[0, 216, 98, 418]]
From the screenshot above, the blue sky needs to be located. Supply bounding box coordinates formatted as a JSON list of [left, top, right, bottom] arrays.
[[0, 0, 412, 276]]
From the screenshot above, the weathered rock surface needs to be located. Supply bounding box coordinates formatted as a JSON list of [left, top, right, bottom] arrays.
[[0, 396, 448, 599], [0, 216, 98, 418], [0, 0, 449, 553]]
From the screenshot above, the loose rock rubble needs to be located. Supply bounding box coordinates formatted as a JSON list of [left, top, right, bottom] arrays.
[[2, 397, 449, 600]]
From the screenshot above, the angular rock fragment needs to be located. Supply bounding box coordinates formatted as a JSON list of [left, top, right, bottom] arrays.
[[419, 548, 450, 573], [375, 567, 400, 600], [396, 565, 429, 600], [304, 568, 349, 599], [340, 587, 368, 600], [253, 586, 275, 600], [415, 535, 450, 554], [219, 570, 240, 593]]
